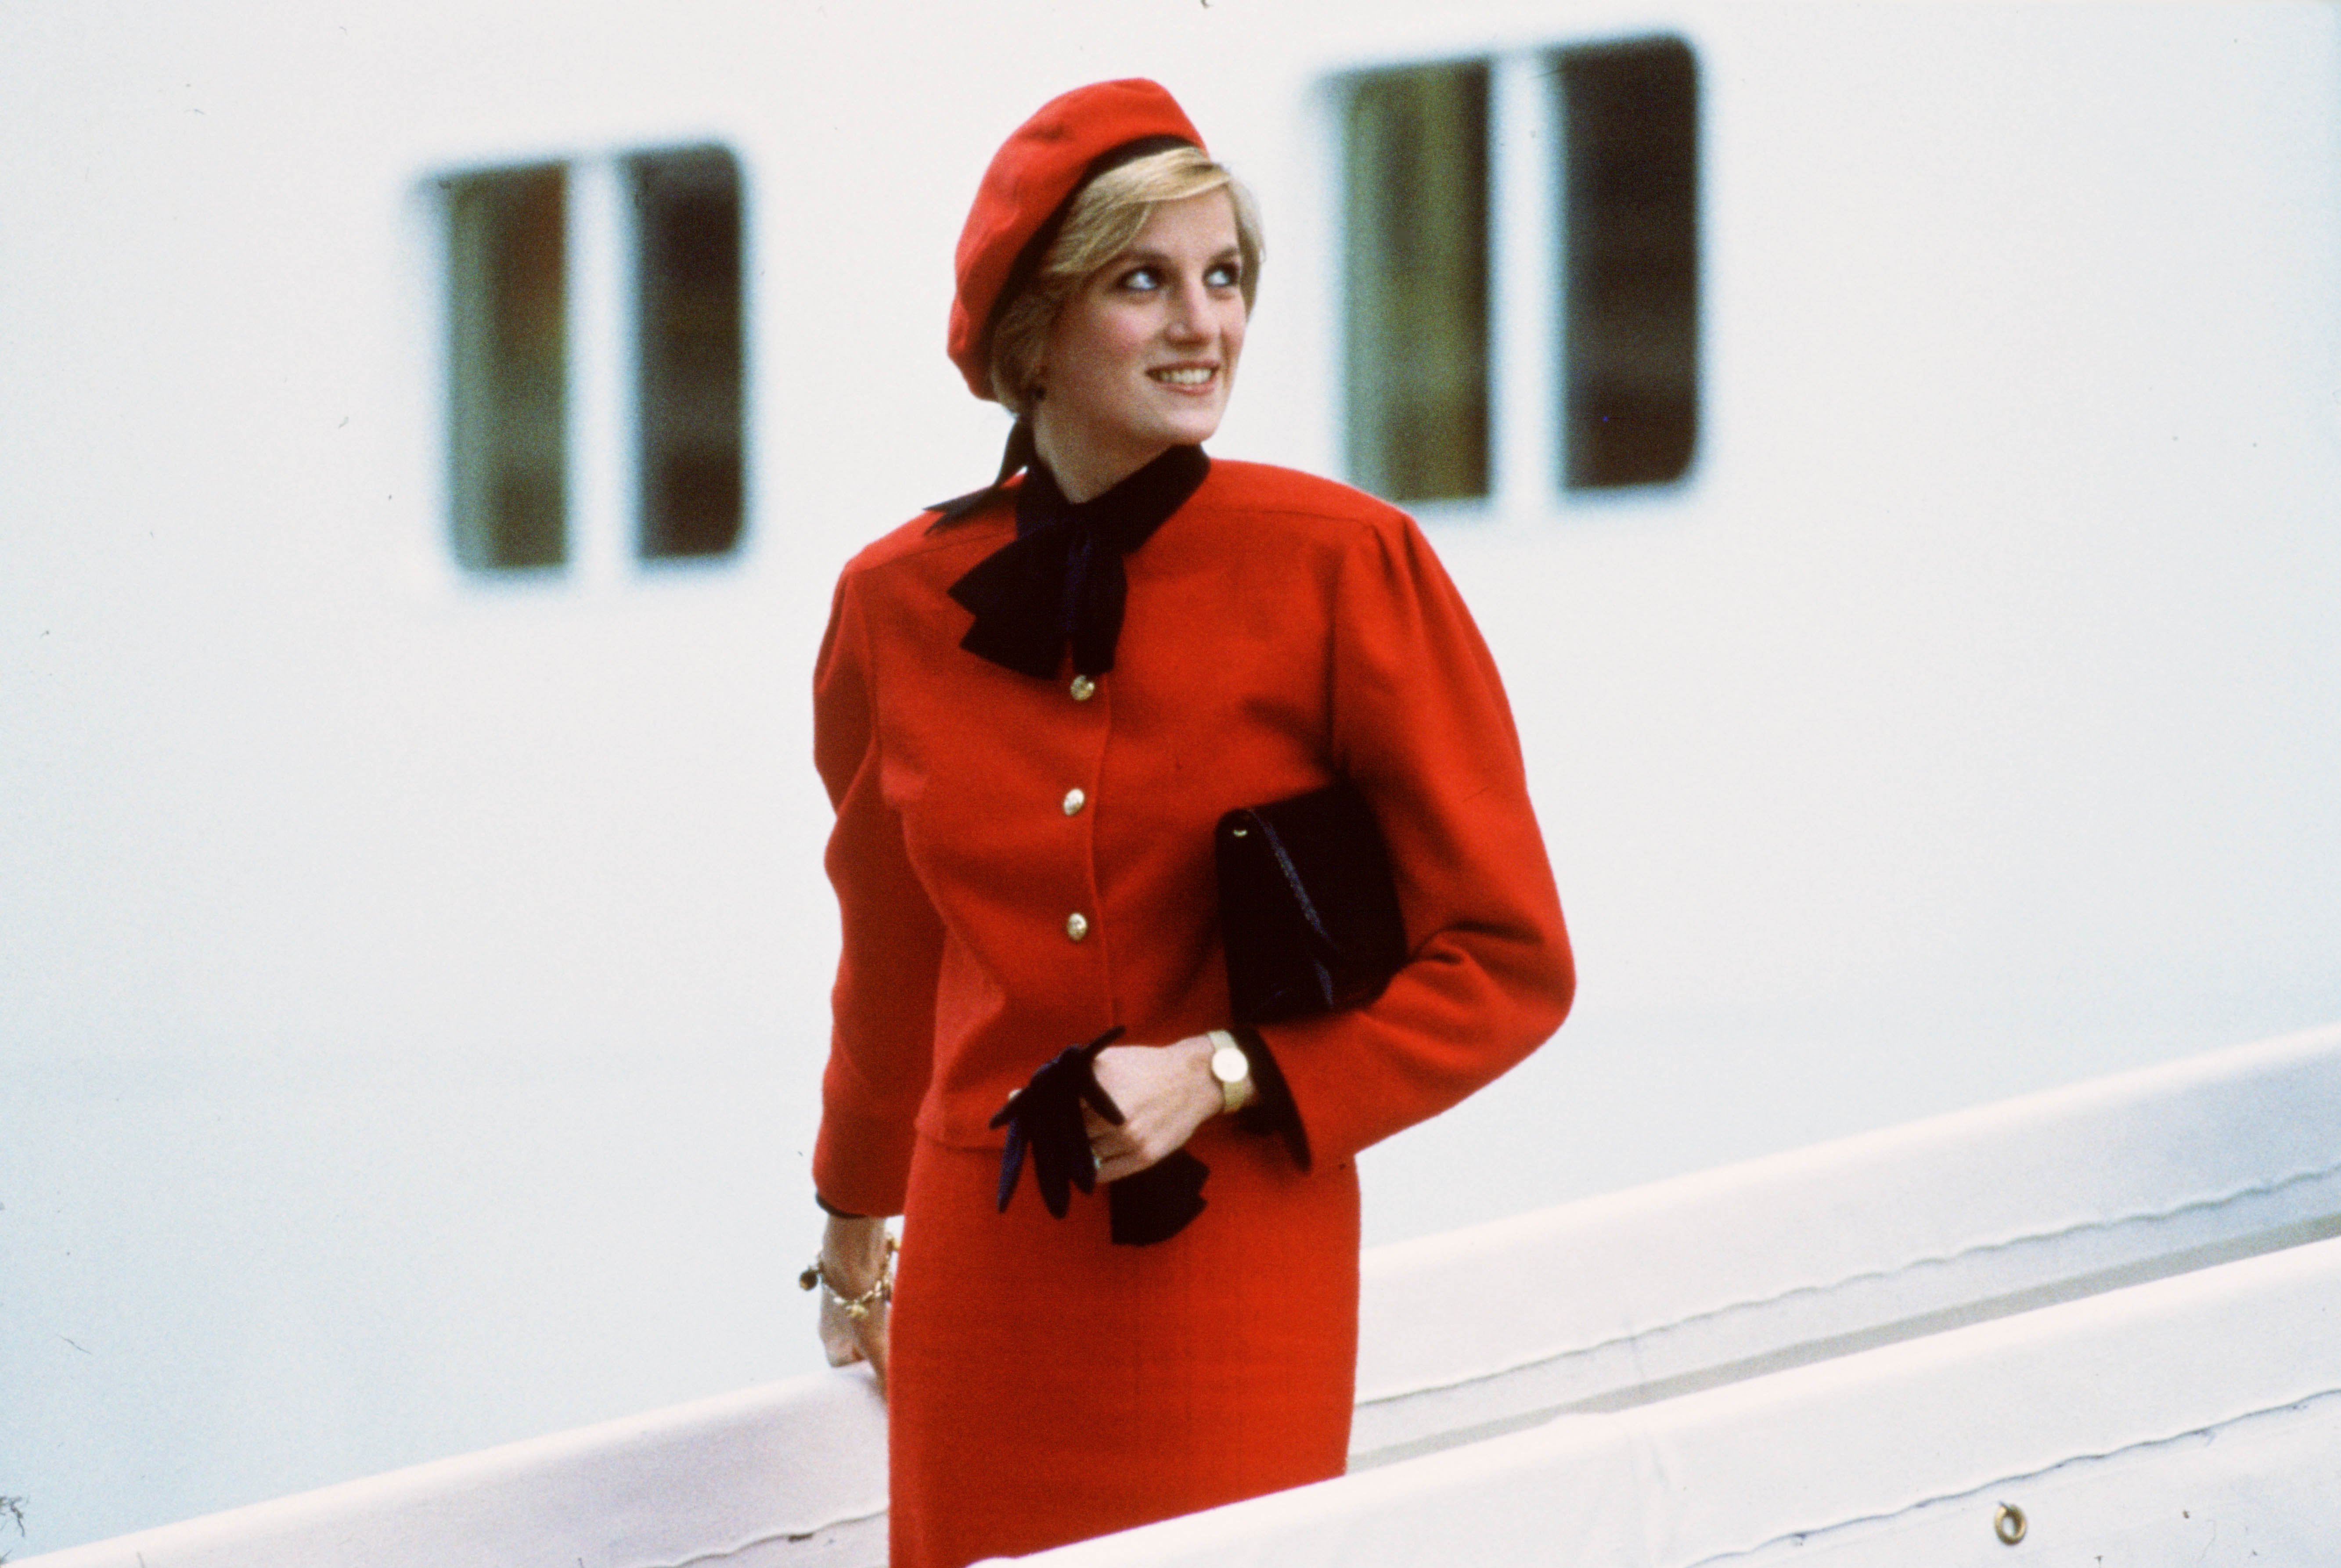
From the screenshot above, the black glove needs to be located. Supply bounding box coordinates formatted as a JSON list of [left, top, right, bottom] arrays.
[[989, 1025, 1212, 1247], [1108, 1148, 1209, 1246], [991, 1026, 1126, 1219]]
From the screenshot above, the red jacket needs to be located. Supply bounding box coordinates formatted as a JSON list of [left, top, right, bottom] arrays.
[[811, 460, 1572, 1216]]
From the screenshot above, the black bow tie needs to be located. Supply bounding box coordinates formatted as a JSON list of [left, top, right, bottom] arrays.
[[942, 439, 1209, 681]]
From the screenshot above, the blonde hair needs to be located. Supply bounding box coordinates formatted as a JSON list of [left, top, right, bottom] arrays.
[[989, 145, 1264, 417]]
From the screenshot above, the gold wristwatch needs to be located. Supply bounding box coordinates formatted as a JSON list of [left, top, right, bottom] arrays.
[[1207, 1029, 1254, 1115]]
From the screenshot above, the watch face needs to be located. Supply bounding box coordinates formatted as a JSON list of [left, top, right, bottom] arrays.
[[1211, 1045, 1247, 1084]]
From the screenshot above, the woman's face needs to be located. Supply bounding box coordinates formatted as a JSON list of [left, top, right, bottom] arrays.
[[1035, 190, 1248, 497]]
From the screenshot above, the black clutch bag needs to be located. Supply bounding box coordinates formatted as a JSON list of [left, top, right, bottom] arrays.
[[1216, 780, 1408, 1025]]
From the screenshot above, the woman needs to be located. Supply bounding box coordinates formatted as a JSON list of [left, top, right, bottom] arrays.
[[803, 79, 1572, 1568]]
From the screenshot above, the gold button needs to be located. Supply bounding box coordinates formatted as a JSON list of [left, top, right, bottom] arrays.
[[1069, 674, 1097, 701], [1062, 788, 1086, 816], [1065, 911, 1090, 942]]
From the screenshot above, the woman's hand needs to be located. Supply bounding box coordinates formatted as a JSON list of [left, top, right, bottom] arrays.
[[815, 1215, 893, 1398], [1085, 1036, 1222, 1183]]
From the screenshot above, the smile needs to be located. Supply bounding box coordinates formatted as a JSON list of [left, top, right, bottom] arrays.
[[1149, 366, 1217, 387]]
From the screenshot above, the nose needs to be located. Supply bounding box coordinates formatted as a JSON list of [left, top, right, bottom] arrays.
[[1164, 276, 1212, 342]]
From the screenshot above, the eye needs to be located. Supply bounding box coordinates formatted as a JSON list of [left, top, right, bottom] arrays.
[[1115, 264, 1163, 292], [1206, 259, 1243, 290]]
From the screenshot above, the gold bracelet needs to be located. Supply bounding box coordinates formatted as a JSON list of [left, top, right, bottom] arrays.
[[799, 1234, 898, 1321]]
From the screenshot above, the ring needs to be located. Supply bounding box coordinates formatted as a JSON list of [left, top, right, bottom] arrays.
[[1091, 1149, 1104, 1176]]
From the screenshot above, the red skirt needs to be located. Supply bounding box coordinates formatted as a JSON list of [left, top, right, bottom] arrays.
[[887, 1118, 1360, 1568]]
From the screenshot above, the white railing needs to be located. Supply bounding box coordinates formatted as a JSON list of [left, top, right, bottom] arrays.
[[1349, 1018, 2341, 1463], [1018, 1227, 2341, 1565], [28, 1022, 2341, 1568]]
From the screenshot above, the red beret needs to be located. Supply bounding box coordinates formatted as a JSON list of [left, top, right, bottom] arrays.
[[947, 79, 1206, 401]]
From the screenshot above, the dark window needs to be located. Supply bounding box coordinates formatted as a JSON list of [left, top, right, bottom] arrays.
[[1341, 62, 1491, 503], [1557, 38, 1700, 489], [630, 148, 746, 559], [445, 165, 568, 569]]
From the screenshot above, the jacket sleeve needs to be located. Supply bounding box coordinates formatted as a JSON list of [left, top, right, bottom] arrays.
[[1252, 513, 1574, 1169], [809, 568, 946, 1218]]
